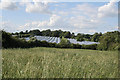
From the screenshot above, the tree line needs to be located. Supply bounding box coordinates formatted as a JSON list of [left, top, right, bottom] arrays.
[[2, 30, 120, 51], [12, 29, 102, 42]]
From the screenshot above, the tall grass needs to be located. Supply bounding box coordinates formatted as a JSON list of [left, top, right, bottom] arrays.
[[2, 47, 118, 78]]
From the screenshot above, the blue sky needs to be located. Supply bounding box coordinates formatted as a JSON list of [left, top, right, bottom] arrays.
[[0, 0, 118, 34]]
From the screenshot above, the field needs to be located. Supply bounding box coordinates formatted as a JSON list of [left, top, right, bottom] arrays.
[[2, 47, 118, 78]]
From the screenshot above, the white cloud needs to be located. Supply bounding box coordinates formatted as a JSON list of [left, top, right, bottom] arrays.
[[49, 14, 61, 26], [21, 0, 56, 3], [0, 0, 18, 10], [18, 14, 103, 34], [71, 4, 97, 18], [89, 29, 96, 33], [58, 11, 68, 16], [18, 2, 106, 33], [0, 21, 19, 32], [0, 16, 2, 18], [98, 0, 117, 18], [18, 14, 62, 31], [1, 1, 117, 34], [20, 0, 52, 14], [53, 3, 101, 30], [69, 16, 102, 29]]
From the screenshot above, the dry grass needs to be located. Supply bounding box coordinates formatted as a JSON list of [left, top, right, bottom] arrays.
[[2, 47, 118, 78]]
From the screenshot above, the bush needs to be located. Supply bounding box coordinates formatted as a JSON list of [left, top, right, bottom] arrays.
[[71, 43, 82, 49], [2, 31, 28, 48], [82, 44, 97, 50], [97, 31, 120, 51], [57, 37, 71, 48]]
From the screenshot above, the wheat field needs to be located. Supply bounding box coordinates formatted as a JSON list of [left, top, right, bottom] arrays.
[[2, 47, 118, 78]]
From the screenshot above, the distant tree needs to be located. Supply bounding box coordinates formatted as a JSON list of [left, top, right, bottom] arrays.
[[71, 33, 75, 38], [91, 32, 102, 42], [42, 29, 51, 36], [25, 30, 28, 34], [2, 31, 28, 48], [97, 31, 119, 51], [29, 29, 41, 36], [14, 32, 19, 35], [76, 37, 84, 41], [20, 31, 24, 34], [82, 44, 97, 50], [64, 31, 71, 38], [51, 31, 59, 37], [57, 37, 71, 48], [76, 33, 84, 41]]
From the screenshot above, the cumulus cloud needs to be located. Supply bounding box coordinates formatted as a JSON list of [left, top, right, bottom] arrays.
[[69, 16, 102, 29], [1, 0, 117, 34], [72, 4, 97, 18], [0, 21, 18, 32], [54, 3, 100, 29], [0, 0, 18, 10], [18, 14, 62, 31], [89, 29, 96, 33], [20, 0, 52, 14], [18, 13, 104, 33], [98, 0, 117, 18]]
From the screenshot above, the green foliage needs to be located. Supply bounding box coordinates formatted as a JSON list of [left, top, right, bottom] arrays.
[[71, 43, 82, 49], [63, 31, 71, 38], [3, 30, 120, 51], [12, 29, 100, 42], [21, 34, 30, 37], [2, 31, 28, 48], [82, 44, 97, 50], [76, 33, 83, 41], [29, 29, 41, 36], [3, 31, 97, 50], [91, 32, 102, 42], [13, 29, 73, 38], [71, 33, 75, 38], [29, 37, 37, 42], [2, 31, 56, 48], [97, 31, 120, 51], [42, 29, 52, 36], [76, 33, 92, 41], [76, 37, 84, 41], [51, 30, 61, 37], [57, 37, 71, 48]]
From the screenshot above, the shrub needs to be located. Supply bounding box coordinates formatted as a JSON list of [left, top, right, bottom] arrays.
[[71, 43, 82, 49], [97, 31, 120, 51], [57, 37, 71, 48], [82, 44, 97, 50]]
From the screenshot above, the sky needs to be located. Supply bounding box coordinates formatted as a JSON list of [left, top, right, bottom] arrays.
[[0, 0, 118, 34]]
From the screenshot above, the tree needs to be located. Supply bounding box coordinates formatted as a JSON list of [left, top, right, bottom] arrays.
[[42, 29, 51, 36], [25, 30, 28, 34], [76, 33, 84, 41], [57, 37, 71, 48], [71, 33, 75, 38], [2, 31, 28, 48], [20, 31, 24, 34], [51, 30, 59, 37], [97, 31, 119, 51], [91, 32, 102, 42], [64, 31, 71, 38], [29, 29, 41, 36]]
